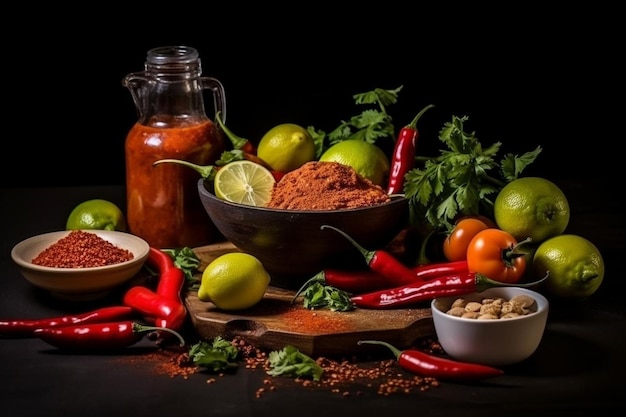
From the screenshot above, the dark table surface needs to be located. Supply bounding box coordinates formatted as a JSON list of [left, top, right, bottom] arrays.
[[1, 183, 624, 416]]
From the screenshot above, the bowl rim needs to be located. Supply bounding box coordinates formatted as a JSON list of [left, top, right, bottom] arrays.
[[10, 230, 150, 274], [198, 178, 407, 213], [430, 287, 549, 324]]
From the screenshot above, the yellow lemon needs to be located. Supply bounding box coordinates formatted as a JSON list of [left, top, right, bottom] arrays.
[[66, 199, 126, 231], [532, 234, 604, 299], [257, 123, 316, 172], [494, 177, 570, 244], [197, 252, 271, 310], [319, 139, 390, 186], [213, 160, 276, 206]]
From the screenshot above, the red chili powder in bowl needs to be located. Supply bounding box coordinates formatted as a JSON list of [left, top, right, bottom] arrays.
[[266, 161, 390, 210], [31, 230, 134, 268]]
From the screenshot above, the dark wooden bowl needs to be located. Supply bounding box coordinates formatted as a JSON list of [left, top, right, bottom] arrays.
[[197, 179, 409, 288]]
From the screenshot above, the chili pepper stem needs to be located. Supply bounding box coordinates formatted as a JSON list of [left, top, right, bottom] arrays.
[[321, 225, 373, 264], [357, 340, 401, 359], [474, 272, 549, 292], [133, 323, 186, 347], [291, 272, 325, 304], [215, 110, 254, 153], [406, 104, 435, 129], [153, 159, 216, 179]]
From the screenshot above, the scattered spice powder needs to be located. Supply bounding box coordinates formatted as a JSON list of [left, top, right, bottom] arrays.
[[267, 161, 390, 210], [279, 306, 351, 334], [31, 230, 134, 268], [116, 336, 441, 398]]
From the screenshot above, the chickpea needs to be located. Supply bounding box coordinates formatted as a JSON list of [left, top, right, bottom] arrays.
[[445, 295, 537, 320]]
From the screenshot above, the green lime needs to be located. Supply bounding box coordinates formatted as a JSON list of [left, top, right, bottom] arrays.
[[198, 252, 271, 310], [66, 199, 126, 231], [213, 160, 276, 206], [532, 234, 604, 298], [319, 139, 390, 186], [257, 123, 316, 172], [494, 177, 570, 244]]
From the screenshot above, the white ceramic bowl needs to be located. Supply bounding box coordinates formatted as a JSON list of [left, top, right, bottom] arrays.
[[431, 287, 549, 366], [11, 230, 150, 301]]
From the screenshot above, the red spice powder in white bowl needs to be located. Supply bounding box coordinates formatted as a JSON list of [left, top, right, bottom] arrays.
[[11, 230, 149, 301]]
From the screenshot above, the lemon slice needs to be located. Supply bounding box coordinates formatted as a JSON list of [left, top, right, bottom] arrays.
[[214, 160, 276, 206]]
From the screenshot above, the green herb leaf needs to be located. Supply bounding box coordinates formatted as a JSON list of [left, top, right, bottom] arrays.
[[267, 345, 323, 381], [500, 146, 543, 182], [310, 86, 402, 153], [189, 336, 239, 372], [299, 282, 354, 312], [404, 115, 542, 231], [162, 247, 201, 287], [215, 149, 246, 167]]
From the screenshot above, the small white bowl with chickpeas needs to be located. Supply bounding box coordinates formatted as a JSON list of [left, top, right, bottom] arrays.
[[431, 287, 549, 366]]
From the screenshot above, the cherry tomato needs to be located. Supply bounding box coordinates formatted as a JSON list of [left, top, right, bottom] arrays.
[[466, 228, 526, 284], [443, 217, 492, 262], [459, 214, 497, 229]]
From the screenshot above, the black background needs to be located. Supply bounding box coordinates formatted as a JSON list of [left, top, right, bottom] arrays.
[[2, 5, 621, 189]]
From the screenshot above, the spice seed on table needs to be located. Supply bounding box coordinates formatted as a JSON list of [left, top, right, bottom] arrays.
[[115, 336, 442, 398]]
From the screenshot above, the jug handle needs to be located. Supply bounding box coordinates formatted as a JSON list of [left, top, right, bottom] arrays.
[[122, 72, 149, 120], [200, 77, 227, 123]]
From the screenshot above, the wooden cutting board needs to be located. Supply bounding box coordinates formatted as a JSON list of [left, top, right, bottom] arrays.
[[186, 242, 434, 357]]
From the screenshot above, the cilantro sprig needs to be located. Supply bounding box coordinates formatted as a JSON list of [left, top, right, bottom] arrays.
[[267, 345, 323, 381], [291, 274, 355, 312], [188, 336, 240, 373], [162, 247, 202, 289], [308, 86, 403, 158], [404, 115, 542, 232]]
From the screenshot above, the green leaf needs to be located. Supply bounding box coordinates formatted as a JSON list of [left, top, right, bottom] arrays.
[[500, 146, 543, 181], [300, 282, 354, 311], [162, 247, 201, 285], [404, 115, 541, 231], [307, 126, 326, 159], [267, 345, 323, 381], [215, 149, 245, 166], [188, 336, 240, 373], [312, 86, 402, 152]]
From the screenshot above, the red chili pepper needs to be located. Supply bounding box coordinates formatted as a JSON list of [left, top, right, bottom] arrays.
[[215, 110, 257, 155], [321, 225, 423, 287], [357, 340, 503, 380], [0, 306, 135, 338], [239, 152, 285, 181], [33, 321, 185, 350], [123, 286, 187, 333], [295, 260, 469, 295], [386, 104, 435, 195], [147, 247, 185, 302], [351, 271, 547, 309]]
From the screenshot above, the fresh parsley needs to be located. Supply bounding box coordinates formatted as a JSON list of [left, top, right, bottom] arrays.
[[404, 115, 542, 232], [267, 345, 323, 381], [162, 247, 202, 288]]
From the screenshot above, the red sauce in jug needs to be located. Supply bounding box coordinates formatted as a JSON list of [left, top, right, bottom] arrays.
[[125, 118, 224, 248]]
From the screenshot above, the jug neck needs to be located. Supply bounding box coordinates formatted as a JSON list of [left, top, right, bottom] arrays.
[[145, 45, 202, 81], [127, 46, 210, 127]]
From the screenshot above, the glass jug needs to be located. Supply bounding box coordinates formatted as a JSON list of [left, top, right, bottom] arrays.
[[123, 45, 226, 249]]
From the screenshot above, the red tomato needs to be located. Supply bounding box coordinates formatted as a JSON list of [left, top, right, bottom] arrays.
[[466, 228, 526, 284], [459, 214, 497, 229], [443, 217, 491, 262]]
